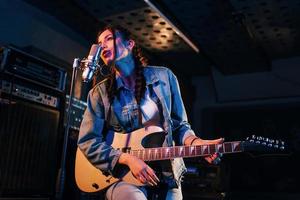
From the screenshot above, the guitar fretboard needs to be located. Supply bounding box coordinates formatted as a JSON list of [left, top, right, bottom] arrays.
[[130, 141, 243, 161]]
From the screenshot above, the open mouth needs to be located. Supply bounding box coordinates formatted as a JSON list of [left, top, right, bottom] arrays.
[[102, 50, 111, 58]]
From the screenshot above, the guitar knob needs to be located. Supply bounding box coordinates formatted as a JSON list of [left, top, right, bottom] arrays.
[[255, 140, 261, 144], [92, 183, 99, 189], [262, 142, 266, 145], [274, 145, 279, 148], [252, 135, 256, 139], [275, 140, 279, 144]]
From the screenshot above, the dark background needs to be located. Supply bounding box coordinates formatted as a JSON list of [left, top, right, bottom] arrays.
[[1, 0, 300, 199]]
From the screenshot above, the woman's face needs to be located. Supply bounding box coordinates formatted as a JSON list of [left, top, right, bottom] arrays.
[[98, 29, 132, 66]]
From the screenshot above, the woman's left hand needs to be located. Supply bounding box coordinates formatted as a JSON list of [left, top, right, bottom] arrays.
[[192, 138, 224, 164]]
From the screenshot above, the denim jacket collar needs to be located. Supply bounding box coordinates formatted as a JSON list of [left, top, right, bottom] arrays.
[[144, 67, 160, 86]]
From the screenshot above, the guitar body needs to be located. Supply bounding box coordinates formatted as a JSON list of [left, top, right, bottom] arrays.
[[75, 128, 165, 193]]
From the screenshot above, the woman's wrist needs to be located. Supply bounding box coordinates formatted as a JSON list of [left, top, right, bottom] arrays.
[[184, 135, 200, 145], [190, 137, 200, 145], [118, 153, 132, 165]]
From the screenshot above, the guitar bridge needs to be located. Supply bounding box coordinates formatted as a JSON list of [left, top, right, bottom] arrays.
[[120, 147, 131, 153]]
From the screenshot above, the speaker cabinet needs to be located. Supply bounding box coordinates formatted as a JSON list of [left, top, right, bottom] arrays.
[[0, 45, 67, 199], [0, 100, 62, 198]]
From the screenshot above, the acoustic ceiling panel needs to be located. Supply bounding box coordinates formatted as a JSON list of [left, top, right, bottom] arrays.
[[75, 0, 192, 52], [23, 0, 300, 75], [230, 0, 300, 59], [22, 0, 211, 75], [159, 0, 271, 74], [99, 7, 191, 52]]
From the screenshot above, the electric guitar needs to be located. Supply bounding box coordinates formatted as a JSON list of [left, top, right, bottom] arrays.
[[75, 127, 285, 192]]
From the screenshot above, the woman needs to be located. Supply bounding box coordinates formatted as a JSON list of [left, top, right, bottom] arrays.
[[78, 26, 223, 200]]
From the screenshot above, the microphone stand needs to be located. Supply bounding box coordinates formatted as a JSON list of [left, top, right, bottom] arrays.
[[55, 58, 81, 200], [55, 51, 106, 199]]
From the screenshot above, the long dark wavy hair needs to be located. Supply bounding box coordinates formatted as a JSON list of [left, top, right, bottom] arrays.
[[97, 25, 148, 109]]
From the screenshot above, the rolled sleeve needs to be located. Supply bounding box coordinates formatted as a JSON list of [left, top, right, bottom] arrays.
[[77, 88, 122, 175]]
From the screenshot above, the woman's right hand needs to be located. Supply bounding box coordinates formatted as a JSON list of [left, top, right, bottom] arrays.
[[118, 153, 159, 186]]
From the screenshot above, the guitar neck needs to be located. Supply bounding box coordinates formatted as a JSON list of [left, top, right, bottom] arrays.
[[129, 141, 243, 161]]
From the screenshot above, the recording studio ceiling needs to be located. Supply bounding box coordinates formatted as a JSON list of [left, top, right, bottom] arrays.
[[24, 0, 300, 76]]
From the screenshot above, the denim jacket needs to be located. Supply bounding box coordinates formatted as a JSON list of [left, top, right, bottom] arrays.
[[78, 66, 196, 187]]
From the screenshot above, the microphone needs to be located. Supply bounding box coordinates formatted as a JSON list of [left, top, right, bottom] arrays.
[[81, 44, 102, 82]]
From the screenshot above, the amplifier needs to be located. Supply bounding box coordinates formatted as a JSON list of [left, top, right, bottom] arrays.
[[181, 160, 224, 200], [0, 80, 59, 108], [0, 45, 66, 198], [182, 158, 226, 191], [65, 95, 87, 130], [0, 46, 66, 92]]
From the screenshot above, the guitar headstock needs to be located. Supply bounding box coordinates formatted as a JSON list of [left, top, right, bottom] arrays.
[[242, 135, 286, 152]]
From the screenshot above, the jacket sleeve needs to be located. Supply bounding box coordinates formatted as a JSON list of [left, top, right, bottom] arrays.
[[167, 69, 196, 145], [77, 88, 122, 175]]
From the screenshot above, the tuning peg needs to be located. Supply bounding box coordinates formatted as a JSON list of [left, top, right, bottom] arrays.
[[264, 138, 269, 142], [267, 143, 273, 147], [255, 140, 261, 144], [280, 141, 285, 150], [246, 136, 254, 142], [259, 136, 264, 141], [248, 135, 256, 143], [274, 144, 279, 148], [275, 140, 279, 145]]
